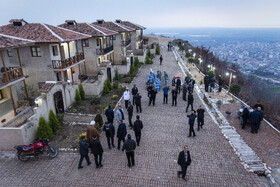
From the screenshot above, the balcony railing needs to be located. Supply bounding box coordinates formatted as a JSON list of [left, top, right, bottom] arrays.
[[121, 39, 131, 46], [0, 67, 24, 87], [138, 35, 143, 41], [96, 45, 113, 55], [52, 52, 84, 69]]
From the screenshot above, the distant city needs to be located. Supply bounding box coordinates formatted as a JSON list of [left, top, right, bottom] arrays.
[[145, 28, 280, 83]]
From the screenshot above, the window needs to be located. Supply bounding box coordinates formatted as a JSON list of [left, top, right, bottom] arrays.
[[0, 90, 3, 100], [96, 38, 99, 47], [82, 39, 89, 47], [7, 49, 12, 57], [52, 45, 58, 56], [30, 46, 41, 57]]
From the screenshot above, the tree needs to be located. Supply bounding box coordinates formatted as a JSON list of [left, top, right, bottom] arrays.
[[179, 44, 185, 52], [94, 114, 103, 129], [130, 63, 135, 74], [188, 57, 195, 63], [79, 83, 86, 100], [155, 45, 160, 55], [134, 57, 140, 68], [147, 48, 151, 58], [48, 109, 60, 134], [75, 89, 82, 105], [114, 69, 120, 81], [208, 70, 215, 78], [37, 116, 53, 140], [103, 78, 112, 94], [186, 51, 192, 58], [230, 83, 241, 96]]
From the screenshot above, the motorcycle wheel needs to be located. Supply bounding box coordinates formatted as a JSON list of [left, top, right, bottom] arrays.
[[18, 151, 30, 162], [47, 146, 59, 158]]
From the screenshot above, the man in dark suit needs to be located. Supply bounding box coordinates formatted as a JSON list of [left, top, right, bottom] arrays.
[[176, 78, 181, 94], [186, 92, 194, 112], [78, 136, 91, 169], [177, 145, 191, 181], [172, 87, 178, 106], [149, 87, 157, 106], [197, 105, 205, 131], [250, 108, 261, 134], [127, 101, 133, 128], [117, 120, 127, 150], [131, 84, 138, 105], [134, 93, 142, 113], [105, 105, 114, 124], [90, 135, 104, 168], [103, 122, 115, 149], [133, 115, 143, 146], [187, 110, 197, 137], [122, 134, 136, 167]]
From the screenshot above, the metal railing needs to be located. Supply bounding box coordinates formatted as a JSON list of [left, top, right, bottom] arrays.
[[0, 67, 24, 86], [96, 45, 113, 55], [52, 52, 84, 69], [121, 39, 131, 46]]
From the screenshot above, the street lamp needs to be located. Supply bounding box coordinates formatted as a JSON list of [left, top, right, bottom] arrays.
[[226, 68, 236, 94], [208, 64, 215, 71]]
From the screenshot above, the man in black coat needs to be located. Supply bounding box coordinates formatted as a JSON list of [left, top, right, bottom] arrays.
[[218, 75, 224, 92], [133, 115, 143, 146], [127, 101, 133, 128], [242, 106, 250, 129], [149, 87, 157, 106], [134, 93, 142, 113], [250, 108, 261, 133], [103, 122, 115, 149], [78, 136, 91, 169], [186, 92, 194, 112], [197, 105, 205, 131], [187, 110, 197, 137], [117, 120, 127, 150], [182, 82, 187, 101], [90, 135, 104, 168], [204, 75, 210, 92], [122, 134, 136, 167], [147, 84, 153, 98], [176, 78, 181, 94], [105, 105, 114, 124], [131, 84, 138, 105], [254, 101, 264, 111], [177, 145, 191, 181], [172, 87, 178, 106]]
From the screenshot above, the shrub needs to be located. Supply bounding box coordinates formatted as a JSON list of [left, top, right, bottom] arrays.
[[134, 57, 140, 68], [188, 57, 195, 63], [230, 83, 241, 96], [75, 89, 82, 105], [145, 56, 153, 64], [56, 113, 64, 124], [186, 51, 192, 58], [90, 97, 100, 105], [103, 78, 112, 94], [93, 104, 101, 111], [189, 67, 191, 71], [114, 69, 120, 81], [37, 116, 53, 140], [179, 44, 185, 51], [113, 81, 119, 89], [78, 106, 86, 112], [155, 45, 160, 55], [130, 64, 136, 74], [125, 77, 132, 83], [147, 48, 151, 58], [48, 110, 60, 134], [208, 70, 215, 78], [94, 114, 103, 127], [112, 95, 119, 100], [79, 84, 86, 100], [77, 132, 87, 142], [95, 122, 101, 132], [200, 79, 204, 85]]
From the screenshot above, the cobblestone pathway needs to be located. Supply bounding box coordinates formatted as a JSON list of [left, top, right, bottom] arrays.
[[0, 37, 269, 186]]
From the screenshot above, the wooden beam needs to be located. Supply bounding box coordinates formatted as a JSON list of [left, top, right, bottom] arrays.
[[16, 48, 29, 100], [8, 86, 17, 116], [67, 42, 71, 58], [0, 51, 9, 82]]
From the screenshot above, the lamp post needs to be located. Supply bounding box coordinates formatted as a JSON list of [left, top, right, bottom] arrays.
[[207, 64, 215, 71], [226, 68, 236, 93]]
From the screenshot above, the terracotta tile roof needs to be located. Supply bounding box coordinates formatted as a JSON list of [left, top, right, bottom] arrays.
[[39, 83, 55, 93], [58, 22, 118, 37], [0, 22, 90, 43], [92, 21, 134, 33], [0, 33, 34, 49], [120, 21, 146, 30]]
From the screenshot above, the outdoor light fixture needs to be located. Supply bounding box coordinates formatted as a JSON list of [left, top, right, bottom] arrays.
[[226, 72, 230, 76], [233, 75, 236, 78], [34, 96, 43, 107], [193, 53, 196, 57], [67, 79, 71, 85], [208, 65, 211, 68], [34, 98, 39, 107], [213, 67, 216, 70]]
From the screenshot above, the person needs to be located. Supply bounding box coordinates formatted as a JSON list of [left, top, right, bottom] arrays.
[[210, 77, 216, 92], [242, 106, 250, 129], [177, 145, 191, 181], [167, 43, 170, 51], [257, 106, 264, 130], [185, 75, 190, 84], [147, 84, 153, 98], [123, 88, 130, 109], [187, 110, 197, 137], [196, 105, 205, 131], [122, 134, 136, 167], [186, 92, 194, 112], [117, 120, 127, 149], [149, 87, 157, 106], [133, 115, 143, 146], [188, 82, 193, 93], [86, 121, 100, 142], [204, 75, 210, 92], [218, 75, 224, 92], [254, 101, 264, 111], [134, 92, 142, 113], [78, 136, 91, 169], [176, 78, 181, 94], [115, 105, 125, 127], [105, 105, 114, 124], [250, 108, 261, 134], [103, 122, 115, 149], [172, 87, 178, 106], [182, 82, 187, 101], [172, 77, 176, 87], [163, 85, 169, 104], [160, 55, 163, 65], [127, 101, 133, 128], [131, 85, 138, 105], [89, 135, 104, 168]]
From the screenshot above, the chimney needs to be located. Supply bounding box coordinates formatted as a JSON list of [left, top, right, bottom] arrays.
[[9, 19, 27, 26], [65, 20, 76, 26], [97, 19, 104, 24], [115, 19, 122, 23]]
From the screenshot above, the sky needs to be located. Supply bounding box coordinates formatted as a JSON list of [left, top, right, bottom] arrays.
[[0, 0, 279, 28]]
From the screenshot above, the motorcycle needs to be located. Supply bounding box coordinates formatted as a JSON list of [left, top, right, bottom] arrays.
[[14, 138, 59, 162]]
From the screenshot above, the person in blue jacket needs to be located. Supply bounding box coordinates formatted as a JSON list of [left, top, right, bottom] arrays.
[[163, 85, 169, 104], [210, 77, 216, 92], [117, 120, 127, 150], [187, 110, 197, 137], [78, 136, 91, 169]]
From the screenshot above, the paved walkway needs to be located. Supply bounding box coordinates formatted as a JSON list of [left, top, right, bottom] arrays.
[[0, 36, 269, 187]]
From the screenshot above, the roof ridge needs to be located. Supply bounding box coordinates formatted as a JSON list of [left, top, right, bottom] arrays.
[[55, 25, 91, 38], [40, 23, 64, 42], [92, 24, 118, 34], [112, 22, 130, 31], [127, 21, 145, 29], [0, 33, 35, 42], [86, 23, 107, 36]]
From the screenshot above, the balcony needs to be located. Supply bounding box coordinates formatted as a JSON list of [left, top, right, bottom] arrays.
[[52, 52, 85, 70], [138, 35, 143, 41], [0, 67, 24, 88], [96, 45, 113, 55], [121, 39, 131, 47]]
